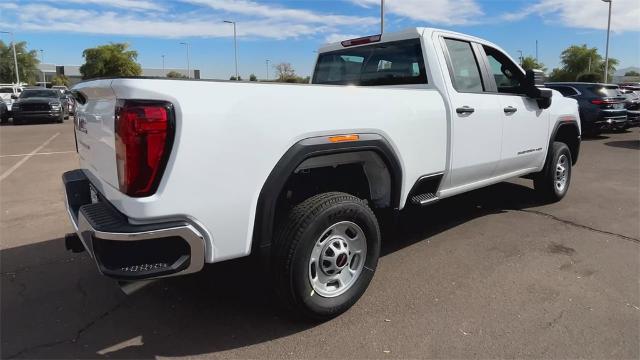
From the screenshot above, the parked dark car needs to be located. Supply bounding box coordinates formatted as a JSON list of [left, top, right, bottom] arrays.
[[11, 89, 68, 125], [620, 89, 640, 127], [545, 82, 627, 135], [0, 100, 8, 124], [63, 90, 76, 115]]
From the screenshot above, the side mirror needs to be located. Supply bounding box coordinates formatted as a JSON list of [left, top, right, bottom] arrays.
[[524, 69, 552, 109], [11, 94, 18, 100]]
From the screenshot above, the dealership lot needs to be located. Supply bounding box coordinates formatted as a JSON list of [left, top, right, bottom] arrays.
[[1, 121, 638, 358]]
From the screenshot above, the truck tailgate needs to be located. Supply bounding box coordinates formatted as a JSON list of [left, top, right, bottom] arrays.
[[73, 80, 119, 190]]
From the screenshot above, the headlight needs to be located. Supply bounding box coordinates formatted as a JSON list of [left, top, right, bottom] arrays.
[[49, 102, 61, 110]]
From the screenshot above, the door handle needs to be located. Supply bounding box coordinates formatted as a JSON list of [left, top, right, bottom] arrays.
[[456, 106, 475, 114], [504, 106, 518, 114]]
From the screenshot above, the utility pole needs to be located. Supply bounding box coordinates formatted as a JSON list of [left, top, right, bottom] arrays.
[[180, 42, 190, 79], [39, 49, 45, 87], [161, 54, 165, 74], [266, 59, 270, 81], [535, 40, 538, 62], [224, 20, 239, 80], [602, 0, 613, 83], [1, 31, 20, 85], [380, 0, 385, 34]]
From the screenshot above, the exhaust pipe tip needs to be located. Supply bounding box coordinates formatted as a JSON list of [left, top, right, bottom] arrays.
[[65, 233, 85, 253]]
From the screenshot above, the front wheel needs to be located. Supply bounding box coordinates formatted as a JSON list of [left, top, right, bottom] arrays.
[[272, 192, 381, 321], [534, 142, 572, 202]]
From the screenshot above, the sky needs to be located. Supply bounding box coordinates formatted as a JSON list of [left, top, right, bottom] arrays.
[[0, 0, 639, 80]]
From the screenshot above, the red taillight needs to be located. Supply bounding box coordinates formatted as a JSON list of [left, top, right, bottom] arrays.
[[115, 101, 173, 197], [591, 99, 620, 105], [341, 34, 381, 47]]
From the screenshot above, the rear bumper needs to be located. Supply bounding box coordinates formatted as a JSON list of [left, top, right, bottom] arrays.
[[593, 115, 628, 130], [62, 169, 205, 281]]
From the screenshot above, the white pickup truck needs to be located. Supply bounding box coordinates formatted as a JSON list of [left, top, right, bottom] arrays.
[[63, 28, 580, 320]]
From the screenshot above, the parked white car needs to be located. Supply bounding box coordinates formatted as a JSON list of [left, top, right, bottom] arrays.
[[63, 28, 581, 320], [0, 85, 23, 112]]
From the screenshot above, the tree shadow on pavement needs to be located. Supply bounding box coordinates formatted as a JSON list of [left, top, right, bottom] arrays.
[[605, 140, 640, 150], [0, 181, 546, 359]]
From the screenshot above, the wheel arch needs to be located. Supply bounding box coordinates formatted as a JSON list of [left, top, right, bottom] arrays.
[[551, 120, 581, 165], [252, 133, 403, 256]]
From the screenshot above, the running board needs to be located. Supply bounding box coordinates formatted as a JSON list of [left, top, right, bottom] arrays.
[[410, 193, 439, 206]]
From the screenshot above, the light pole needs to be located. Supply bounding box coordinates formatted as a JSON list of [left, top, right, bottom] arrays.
[[161, 54, 165, 74], [39, 49, 45, 87], [1, 31, 20, 85], [223, 20, 239, 81], [266, 59, 270, 81], [380, 0, 385, 34], [602, 0, 612, 83], [179, 42, 190, 79], [517, 50, 523, 66]]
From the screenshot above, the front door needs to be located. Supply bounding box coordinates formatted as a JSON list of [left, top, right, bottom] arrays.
[[481, 45, 549, 174]]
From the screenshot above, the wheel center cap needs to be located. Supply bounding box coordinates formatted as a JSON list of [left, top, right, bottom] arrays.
[[336, 253, 348, 268]]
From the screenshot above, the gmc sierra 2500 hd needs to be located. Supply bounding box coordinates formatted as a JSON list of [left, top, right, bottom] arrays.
[[63, 28, 580, 320]]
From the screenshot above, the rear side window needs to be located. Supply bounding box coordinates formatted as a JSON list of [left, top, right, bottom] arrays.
[[591, 86, 621, 98], [443, 38, 484, 93], [313, 39, 427, 86], [550, 86, 578, 97], [0, 88, 13, 93]]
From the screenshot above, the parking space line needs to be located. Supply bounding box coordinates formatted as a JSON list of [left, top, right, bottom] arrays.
[[0, 132, 60, 182], [0, 150, 76, 158]]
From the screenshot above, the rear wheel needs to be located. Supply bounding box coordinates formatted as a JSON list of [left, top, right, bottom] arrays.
[[534, 142, 572, 202], [272, 192, 381, 321]]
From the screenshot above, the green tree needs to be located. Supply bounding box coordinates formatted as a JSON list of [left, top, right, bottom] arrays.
[[166, 70, 188, 79], [0, 40, 40, 84], [625, 70, 640, 76], [51, 75, 70, 87], [79, 43, 142, 80], [249, 73, 257, 81], [576, 73, 601, 82], [521, 56, 547, 73], [548, 44, 617, 82]]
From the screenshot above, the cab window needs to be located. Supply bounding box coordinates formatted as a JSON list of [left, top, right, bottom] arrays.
[[483, 45, 525, 95], [443, 38, 484, 93]]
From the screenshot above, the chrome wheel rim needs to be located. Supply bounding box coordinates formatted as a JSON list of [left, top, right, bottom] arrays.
[[554, 154, 569, 193], [308, 221, 367, 298]]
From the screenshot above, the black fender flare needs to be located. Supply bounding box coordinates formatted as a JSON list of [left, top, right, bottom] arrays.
[[549, 119, 581, 165], [252, 133, 402, 255]]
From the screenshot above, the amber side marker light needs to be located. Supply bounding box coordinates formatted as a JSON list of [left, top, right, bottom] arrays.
[[328, 134, 360, 143]]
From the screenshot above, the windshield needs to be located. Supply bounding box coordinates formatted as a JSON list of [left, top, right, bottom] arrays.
[[313, 39, 428, 86], [19, 90, 60, 99]]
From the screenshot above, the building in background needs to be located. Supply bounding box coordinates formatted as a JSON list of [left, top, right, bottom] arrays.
[[36, 64, 200, 86]]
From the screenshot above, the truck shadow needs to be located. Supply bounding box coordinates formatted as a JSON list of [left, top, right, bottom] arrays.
[[1, 181, 544, 359]]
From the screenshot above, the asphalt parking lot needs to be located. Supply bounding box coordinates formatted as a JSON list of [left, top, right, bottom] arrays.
[[1, 119, 639, 359]]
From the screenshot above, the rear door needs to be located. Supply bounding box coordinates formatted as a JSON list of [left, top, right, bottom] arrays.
[[479, 45, 548, 174], [440, 37, 503, 188]]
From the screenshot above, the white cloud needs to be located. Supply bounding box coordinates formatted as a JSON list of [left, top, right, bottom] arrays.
[[186, 0, 378, 26], [0, 1, 378, 40], [502, 0, 640, 32], [42, 0, 164, 11], [324, 33, 363, 44], [351, 0, 483, 26]]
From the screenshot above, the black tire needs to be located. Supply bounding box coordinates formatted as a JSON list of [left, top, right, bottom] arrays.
[[534, 142, 572, 202], [56, 114, 64, 123], [272, 192, 381, 321]]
